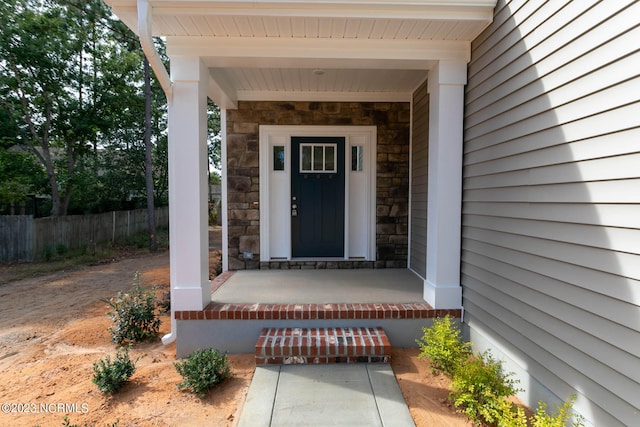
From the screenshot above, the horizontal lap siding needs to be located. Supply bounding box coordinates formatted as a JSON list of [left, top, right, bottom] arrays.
[[410, 80, 428, 278], [462, 0, 640, 426]]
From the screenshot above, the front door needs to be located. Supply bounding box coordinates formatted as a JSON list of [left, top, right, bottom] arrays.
[[291, 137, 345, 257]]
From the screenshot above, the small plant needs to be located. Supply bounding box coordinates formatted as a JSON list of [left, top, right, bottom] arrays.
[[450, 350, 521, 425], [92, 347, 136, 393], [56, 242, 68, 256], [532, 395, 584, 427], [157, 290, 171, 314], [106, 272, 161, 344], [61, 415, 120, 426], [416, 315, 471, 377], [496, 397, 528, 427], [175, 348, 233, 397], [43, 244, 54, 261]]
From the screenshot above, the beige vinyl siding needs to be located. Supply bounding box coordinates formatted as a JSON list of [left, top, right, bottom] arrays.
[[462, 0, 640, 426], [410, 80, 428, 278]]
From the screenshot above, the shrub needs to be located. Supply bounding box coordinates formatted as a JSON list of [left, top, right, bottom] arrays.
[[417, 319, 584, 427], [92, 347, 136, 393], [416, 315, 471, 377], [450, 350, 521, 425], [56, 242, 68, 256], [175, 348, 233, 397], [157, 290, 171, 314], [532, 395, 584, 427], [43, 244, 54, 261], [496, 398, 528, 427], [61, 415, 120, 426], [106, 272, 161, 344]]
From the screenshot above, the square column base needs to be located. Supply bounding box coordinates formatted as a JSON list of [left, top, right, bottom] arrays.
[[172, 285, 210, 311], [423, 280, 462, 310]]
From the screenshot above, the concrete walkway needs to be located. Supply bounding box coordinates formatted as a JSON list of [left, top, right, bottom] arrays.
[[238, 364, 415, 427]]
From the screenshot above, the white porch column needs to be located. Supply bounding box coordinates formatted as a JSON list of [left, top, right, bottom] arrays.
[[168, 57, 211, 311], [220, 108, 229, 272], [424, 60, 466, 309]]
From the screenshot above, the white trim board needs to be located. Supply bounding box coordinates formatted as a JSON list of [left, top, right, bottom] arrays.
[[259, 125, 377, 262]]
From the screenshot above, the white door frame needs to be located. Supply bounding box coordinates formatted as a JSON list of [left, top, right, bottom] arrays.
[[259, 125, 376, 262]]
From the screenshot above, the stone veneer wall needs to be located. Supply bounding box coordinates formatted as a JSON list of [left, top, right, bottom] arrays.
[[226, 101, 411, 270]]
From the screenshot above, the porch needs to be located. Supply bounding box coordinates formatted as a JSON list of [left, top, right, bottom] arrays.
[[174, 269, 461, 357]]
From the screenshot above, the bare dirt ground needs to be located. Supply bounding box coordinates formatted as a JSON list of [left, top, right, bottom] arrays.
[[0, 230, 473, 427]]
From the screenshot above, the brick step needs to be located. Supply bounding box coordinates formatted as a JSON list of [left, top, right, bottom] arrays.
[[255, 327, 392, 365]]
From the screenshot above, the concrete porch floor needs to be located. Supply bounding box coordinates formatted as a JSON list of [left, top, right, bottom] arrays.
[[174, 265, 459, 355], [211, 269, 425, 304]]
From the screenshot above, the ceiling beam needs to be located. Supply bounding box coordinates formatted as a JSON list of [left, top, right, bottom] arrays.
[[167, 36, 471, 64], [208, 71, 238, 109], [236, 90, 412, 103]]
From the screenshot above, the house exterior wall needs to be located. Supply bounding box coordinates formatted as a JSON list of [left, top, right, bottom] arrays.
[[409, 80, 428, 278], [461, 1, 640, 426], [226, 101, 410, 270]]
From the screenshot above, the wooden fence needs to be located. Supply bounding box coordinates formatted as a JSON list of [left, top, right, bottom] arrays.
[[0, 207, 169, 262]]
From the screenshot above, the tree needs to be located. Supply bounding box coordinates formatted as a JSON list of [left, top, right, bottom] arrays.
[[207, 100, 222, 186], [0, 0, 161, 216], [1, 1, 99, 215], [0, 147, 47, 212], [143, 55, 157, 252]]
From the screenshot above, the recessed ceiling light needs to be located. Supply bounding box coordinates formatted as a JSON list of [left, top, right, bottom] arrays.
[[312, 69, 326, 76]]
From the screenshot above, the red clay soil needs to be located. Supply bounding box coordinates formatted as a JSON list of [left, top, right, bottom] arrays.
[[0, 249, 473, 427]]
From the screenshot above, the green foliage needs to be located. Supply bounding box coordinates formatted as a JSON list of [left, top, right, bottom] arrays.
[[55, 243, 68, 256], [417, 319, 583, 427], [42, 242, 69, 261], [416, 315, 471, 377], [0, 0, 170, 216], [207, 99, 222, 172], [106, 273, 161, 345], [61, 415, 120, 427], [43, 244, 55, 262], [0, 148, 47, 209], [532, 395, 584, 427], [450, 350, 521, 425], [496, 397, 528, 427], [175, 348, 233, 398], [91, 347, 135, 393], [157, 291, 171, 314], [208, 200, 220, 226]]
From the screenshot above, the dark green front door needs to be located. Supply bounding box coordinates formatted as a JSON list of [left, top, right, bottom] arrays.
[[291, 137, 345, 257]]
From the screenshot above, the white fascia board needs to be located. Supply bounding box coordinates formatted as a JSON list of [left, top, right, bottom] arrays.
[[119, 1, 495, 21], [168, 37, 471, 63], [105, 5, 139, 35], [237, 90, 412, 103]]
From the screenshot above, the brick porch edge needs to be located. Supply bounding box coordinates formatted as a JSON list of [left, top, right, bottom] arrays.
[[175, 303, 461, 321], [174, 271, 462, 321]]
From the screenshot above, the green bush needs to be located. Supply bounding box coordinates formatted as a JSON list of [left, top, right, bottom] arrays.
[[56, 242, 68, 256], [496, 397, 528, 427], [416, 315, 471, 377], [532, 395, 584, 427], [450, 350, 521, 425], [106, 272, 161, 344], [175, 348, 233, 397], [417, 319, 584, 427], [43, 244, 54, 261], [92, 347, 136, 393], [60, 415, 119, 427]]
